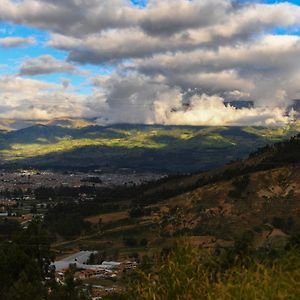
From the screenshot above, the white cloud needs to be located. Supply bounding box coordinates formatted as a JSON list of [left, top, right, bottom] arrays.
[[91, 73, 292, 126], [19, 55, 78, 76], [0, 0, 140, 36], [0, 76, 57, 93], [46, 2, 300, 64], [153, 93, 292, 126], [1, 0, 300, 124], [0, 36, 36, 48], [0, 76, 99, 120]]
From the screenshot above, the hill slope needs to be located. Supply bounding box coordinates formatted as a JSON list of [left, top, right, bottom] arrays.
[[49, 134, 300, 257], [0, 123, 299, 173], [118, 135, 300, 300], [139, 134, 300, 246]]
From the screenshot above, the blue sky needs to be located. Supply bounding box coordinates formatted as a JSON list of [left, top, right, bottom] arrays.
[[131, 0, 148, 7], [263, 0, 300, 4], [0, 0, 149, 94], [0, 0, 300, 124], [0, 22, 95, 94], [1, 0, 299, 95]]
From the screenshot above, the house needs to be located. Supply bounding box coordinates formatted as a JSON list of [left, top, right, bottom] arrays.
[[52, 252, 126, 275]]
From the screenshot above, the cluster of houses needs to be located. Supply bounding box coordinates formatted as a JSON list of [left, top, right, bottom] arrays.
[[0, 194, 44, 227], [0, 197, 18, 217], [52, 251, 137, 298]]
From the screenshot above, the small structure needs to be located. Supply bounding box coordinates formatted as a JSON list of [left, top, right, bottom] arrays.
[[52, 251, 122, 272]]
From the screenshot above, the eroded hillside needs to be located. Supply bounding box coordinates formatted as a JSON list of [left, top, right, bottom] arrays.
[[51, 134, 300, 257]]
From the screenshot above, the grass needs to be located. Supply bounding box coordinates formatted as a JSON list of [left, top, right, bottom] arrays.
[[202, 133, 236, 146], [122, 242, 300, 300], [85, 211, 129, 225]]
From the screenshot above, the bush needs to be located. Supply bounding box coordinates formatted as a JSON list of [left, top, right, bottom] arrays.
[[228, 175, 250, 199], [272, 216, 295, 233], [124, 241, 300, 300], [129, 207, 146, 218], [124, 237, 138, 247], [140, 238, 148, 247]]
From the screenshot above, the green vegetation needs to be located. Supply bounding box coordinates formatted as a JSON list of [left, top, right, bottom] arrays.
[[0, 124, 299, 173], [0, 136, 165, 160], [1, 132, 300, 299], [122, 242, 300, 300], [0, 220, 89, 300], [243, 125, 298, 140], [0, 126, 230, 161]]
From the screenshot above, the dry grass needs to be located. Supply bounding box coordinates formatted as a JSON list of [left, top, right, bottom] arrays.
[[85, 211, 129, 224], [124, 243, 300, 300]]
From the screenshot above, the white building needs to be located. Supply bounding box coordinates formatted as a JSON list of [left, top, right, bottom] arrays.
[[52, 251, 121, 271]]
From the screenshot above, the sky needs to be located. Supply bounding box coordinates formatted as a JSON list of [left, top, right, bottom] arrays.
[[1, 0, 300, 125]]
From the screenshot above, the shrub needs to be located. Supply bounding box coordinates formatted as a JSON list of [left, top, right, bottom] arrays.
[[124, 241, 300, 300], [124, 237, 138, 247]]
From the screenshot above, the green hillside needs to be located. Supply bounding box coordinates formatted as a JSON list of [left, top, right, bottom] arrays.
[[0, 123, 299, 173]]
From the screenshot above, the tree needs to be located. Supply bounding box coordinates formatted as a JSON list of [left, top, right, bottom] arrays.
[[129, 206, 145, 218], [49, 266, 89, 300], [140, 238, 148, 247], [8, 271, 46, 300]]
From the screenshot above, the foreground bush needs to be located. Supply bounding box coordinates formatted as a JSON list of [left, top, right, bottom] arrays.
[[122, 243, 300, 300]]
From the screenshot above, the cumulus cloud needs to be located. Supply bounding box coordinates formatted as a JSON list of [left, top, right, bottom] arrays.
[[0, 0, 140, 36], [0, 76, 105, 120], [139, 0, 231, 36], [0, 76, 57, 93], [134, 35, 300, 75], [0, 36, 35, 48], [132, 34, 300, 106], [1, 0, 300, 125], [47, 2, 300, 64], [19, 55, 78, 76], [47, 27, 211, 64], [91, 73, 293, 126], [153, 93, 292, 126]]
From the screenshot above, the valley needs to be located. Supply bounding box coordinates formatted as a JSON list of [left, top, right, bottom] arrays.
[[1, 130, 300, 298], [2, 1, 300, 298], [0, 121, 299, 174]]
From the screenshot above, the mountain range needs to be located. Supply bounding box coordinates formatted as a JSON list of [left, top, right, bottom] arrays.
[[0, 119, 299, 173]]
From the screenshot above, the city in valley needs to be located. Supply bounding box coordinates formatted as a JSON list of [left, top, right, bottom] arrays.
[[2, 0, 300, 299], [0, 169, 164, 190], [0, 168, 164, 298]]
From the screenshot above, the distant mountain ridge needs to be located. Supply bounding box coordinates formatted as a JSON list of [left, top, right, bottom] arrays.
[[0, 123, 299, 174], [0, 117, 97, 131]]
